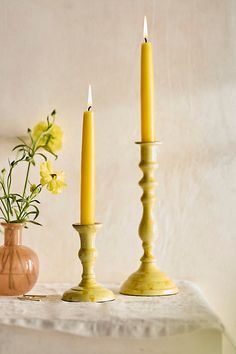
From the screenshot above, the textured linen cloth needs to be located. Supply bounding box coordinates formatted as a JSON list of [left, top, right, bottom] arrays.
[[0, 281, 223, 339]]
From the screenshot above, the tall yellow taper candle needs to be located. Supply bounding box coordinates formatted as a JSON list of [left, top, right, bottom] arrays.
[[80, 85, 95, 224], [141, 16, 156, 142]]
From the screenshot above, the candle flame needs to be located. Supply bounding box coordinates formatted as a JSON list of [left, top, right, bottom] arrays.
[[87, 85, 92, 110], [143, 16, 148, 41]]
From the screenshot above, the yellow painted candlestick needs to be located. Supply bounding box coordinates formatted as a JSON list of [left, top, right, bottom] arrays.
[[62, 223, 115, 302], [120, 142, 178, 296]]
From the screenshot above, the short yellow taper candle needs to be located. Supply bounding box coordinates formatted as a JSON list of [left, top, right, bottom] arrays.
[[141, 16, 156, 142], [80, 85, 95, 225]]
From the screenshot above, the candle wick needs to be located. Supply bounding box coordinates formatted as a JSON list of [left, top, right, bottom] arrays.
[[88, 106, 92, 111], [144, 37, 148, 43]]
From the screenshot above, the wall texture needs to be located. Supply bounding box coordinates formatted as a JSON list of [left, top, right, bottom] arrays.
[[0, 0, 236, 347]]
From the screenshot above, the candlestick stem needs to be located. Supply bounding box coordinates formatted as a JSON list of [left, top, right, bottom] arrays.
[[62, 223, 115, 302], [120, 142, 178, 296]]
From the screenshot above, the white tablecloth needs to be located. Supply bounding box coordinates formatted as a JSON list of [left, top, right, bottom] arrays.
[[0, 281, 224, 354]]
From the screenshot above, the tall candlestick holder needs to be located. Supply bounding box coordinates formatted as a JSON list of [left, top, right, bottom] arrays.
[[120, 142, 178, 296], [62, 223, 115, 302]]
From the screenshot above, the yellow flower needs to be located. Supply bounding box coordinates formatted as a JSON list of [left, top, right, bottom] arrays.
[[32, 121, 63, 154], [40, 161, 66, 195]]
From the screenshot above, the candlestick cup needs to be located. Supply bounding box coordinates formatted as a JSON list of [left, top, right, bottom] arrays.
[[120, 142, 178, 296], [62, 223, 115, 302]]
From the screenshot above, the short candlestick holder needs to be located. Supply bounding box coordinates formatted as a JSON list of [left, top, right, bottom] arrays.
[[120, 142, 178, 296], [62, 223, 115, 302]]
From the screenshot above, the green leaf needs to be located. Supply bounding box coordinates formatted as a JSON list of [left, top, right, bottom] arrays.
[[10, 193, 24, 198], [17, 137, 29, 146], [43, 146, 58, 159], [24, 204, 40, 220], [31, 199, 40, 204], [13, 208, 20, 218], [27, 220, 42, 226], [12, 144, 26, 151], [36, 153, 47, 161]]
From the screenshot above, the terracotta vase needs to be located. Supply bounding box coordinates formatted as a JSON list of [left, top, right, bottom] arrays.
[[0, 223, 39, 296]]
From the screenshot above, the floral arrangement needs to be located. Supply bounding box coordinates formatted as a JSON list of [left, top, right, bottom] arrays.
[[0, 110, 66, 226]]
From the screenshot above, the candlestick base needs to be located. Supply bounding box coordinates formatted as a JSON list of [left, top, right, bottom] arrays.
[[62, 223, 115, 303], [62, 284, 115, 303], [120, 263, 178, 296]]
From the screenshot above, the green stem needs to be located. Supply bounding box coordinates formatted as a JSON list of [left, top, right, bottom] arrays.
[[1, 184, 11, 220], [18, 198, 31, 221], [21, 124, 47, 197], [0, 204, 8, 222], [17, 186, 41, 221], [22, 162, 31, 198]]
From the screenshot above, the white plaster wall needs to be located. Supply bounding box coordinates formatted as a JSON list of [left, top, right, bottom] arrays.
[[0, 0, 235, 348]]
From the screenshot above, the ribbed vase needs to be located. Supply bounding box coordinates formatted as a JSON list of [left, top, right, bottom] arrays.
[[0, 223, 39, 296]]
